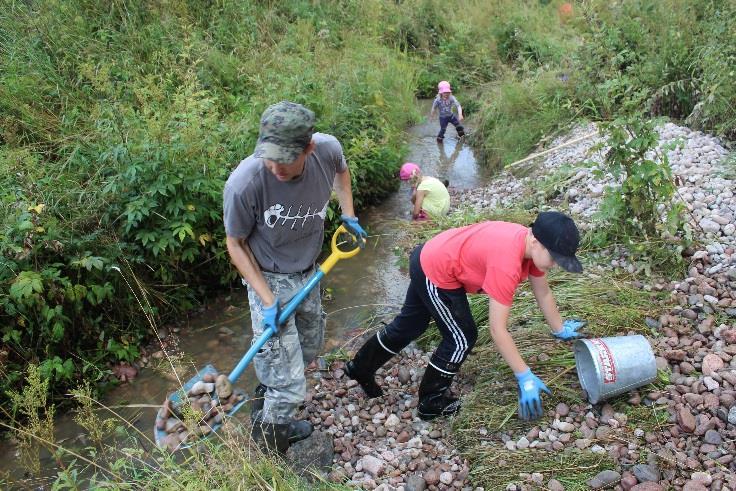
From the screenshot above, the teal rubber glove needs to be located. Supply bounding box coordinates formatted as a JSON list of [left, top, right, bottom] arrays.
[[340, 215, 367, 248], [552, 319, 587, 340], [515, 368, 551, 420], [262, 299, 280, 334]]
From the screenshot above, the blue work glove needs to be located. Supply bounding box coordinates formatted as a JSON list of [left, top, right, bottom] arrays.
[[552, 319, 587, 340], [515, 368, 551, 420], [340, 215, 367, 248], [262, 299, 280, 334]]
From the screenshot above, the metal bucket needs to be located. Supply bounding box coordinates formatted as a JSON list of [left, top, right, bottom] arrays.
[[574, 335, 657, 404]]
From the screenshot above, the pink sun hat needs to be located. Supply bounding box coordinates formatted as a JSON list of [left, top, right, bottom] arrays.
[[399, 162, 421, 180], [437, 80, 452, 94]]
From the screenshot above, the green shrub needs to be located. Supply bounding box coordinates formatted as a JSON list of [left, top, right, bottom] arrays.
[[589, 116, 690, 275]]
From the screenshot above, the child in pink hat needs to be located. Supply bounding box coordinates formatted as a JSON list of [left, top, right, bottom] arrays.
[[429, 81, 464, 143], [399, 163, 450, 220]]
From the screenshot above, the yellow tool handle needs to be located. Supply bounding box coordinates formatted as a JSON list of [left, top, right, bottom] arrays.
[[320, 224, 362, 274]]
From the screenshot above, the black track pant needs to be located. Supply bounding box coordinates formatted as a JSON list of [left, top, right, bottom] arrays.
[[379, 244, 478, 373]]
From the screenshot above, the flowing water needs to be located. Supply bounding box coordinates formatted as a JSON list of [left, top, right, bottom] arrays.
[[0, 101, 491, 486]]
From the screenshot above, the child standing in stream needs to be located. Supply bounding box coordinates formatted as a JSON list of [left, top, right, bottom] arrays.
[[430, 80, 465, 143]]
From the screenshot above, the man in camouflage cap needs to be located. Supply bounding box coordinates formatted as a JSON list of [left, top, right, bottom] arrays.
[[223, 101, 367, 453]]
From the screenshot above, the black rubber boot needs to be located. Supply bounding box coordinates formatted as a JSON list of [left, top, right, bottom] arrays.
[[344, 333, 397, 398], [250, 383, 268, 420], [250, 419, 290, 454], [417, 362, 461, 421], [287, 419, 313, 443]]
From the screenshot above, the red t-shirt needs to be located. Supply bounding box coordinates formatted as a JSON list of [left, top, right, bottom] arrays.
[[419, 221, 545, 306]]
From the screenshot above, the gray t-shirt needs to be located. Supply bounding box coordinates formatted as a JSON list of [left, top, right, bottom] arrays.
[[432, 95, 460, 117], [223, 133, 347, 273]]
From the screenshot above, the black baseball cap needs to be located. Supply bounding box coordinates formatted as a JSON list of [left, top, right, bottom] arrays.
[[531, 211, 583, 273]]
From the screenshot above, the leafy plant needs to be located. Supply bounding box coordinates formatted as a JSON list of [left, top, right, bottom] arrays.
[[589, 116, 690, 274], [594, 117, 684, 240]]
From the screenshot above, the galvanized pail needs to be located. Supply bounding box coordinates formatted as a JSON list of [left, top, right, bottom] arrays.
[[574, 335, 657, 404]]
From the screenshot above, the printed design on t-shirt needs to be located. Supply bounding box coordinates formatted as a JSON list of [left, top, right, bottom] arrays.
[[263, 202, 328, 229]]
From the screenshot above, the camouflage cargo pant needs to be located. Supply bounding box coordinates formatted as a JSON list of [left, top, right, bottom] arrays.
[[246, 268, 325, 424]]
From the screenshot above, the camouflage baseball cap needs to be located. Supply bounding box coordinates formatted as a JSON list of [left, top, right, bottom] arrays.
[[253, 101, 315, 165]]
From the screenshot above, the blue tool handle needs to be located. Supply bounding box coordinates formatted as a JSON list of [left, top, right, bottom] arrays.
[[227, 269, 325, 384]]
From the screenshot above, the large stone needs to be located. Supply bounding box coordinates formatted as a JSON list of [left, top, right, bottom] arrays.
[[664, 349, 687, 361], [215, 374, 233, 399], [384, 413, 400, 428], [423, 469, 440, 485], [359, 455, 384, 477], [621, 474, 638, 491], [396, 430, 411, 443], [595, 425, 613, 441], [547, 478, 565, 491], [702, 376, 720, 391], [701, 353, 724, 376], [286, 430, 334, 475], [683, 393, 703, 406], [632, 464, 660, 482], [398, 366, 411, 384], [722, 329, 736, 343], [406, 474, 427, 491], [677, 407, 696, 432], [188, 381, 215, 396], [587, 470, 621, 489], [439, 471, 453, 485], [574, 438, 591, 449], [728, 406, 736, 425], [699, 218, 720, 234], [680, 310, 698, 321], [556, 421, 575, 432], [682, 481, 708, 491], [690, 471, 713, 486]]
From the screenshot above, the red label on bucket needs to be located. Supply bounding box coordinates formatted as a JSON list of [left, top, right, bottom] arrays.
[[590, 338, 617, 384]]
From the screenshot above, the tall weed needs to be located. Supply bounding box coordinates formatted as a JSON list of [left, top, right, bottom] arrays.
[[474, 70, 576, 168], [6, 365, 56, 477]]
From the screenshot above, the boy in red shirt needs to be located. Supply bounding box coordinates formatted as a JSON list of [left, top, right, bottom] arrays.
[[344, 211, 585, 420]]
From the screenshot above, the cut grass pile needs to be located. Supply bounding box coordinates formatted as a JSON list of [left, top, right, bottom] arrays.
[[463, 450, 614, 491]]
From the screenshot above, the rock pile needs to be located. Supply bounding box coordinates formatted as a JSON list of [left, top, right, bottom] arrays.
[[156, 371, 245, 452], [301, 346, 474, 490]]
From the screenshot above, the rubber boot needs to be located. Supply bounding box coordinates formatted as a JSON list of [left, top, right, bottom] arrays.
[[287, 419, 313, 444], [250, 419, 290, 454], [344, 333, 397, 398], [250, 383, 267, 420], [251, 383, 312, 444], [417, 362, 461, 420]]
